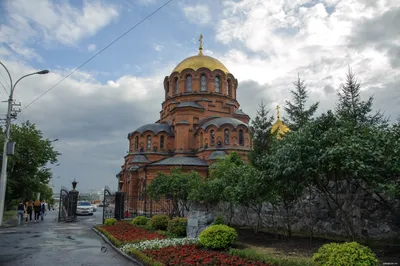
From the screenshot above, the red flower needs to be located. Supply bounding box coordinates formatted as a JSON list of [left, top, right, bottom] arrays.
[[100, 221, 166, 243]]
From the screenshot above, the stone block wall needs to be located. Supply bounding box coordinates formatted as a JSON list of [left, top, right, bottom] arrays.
[[208, 180, 400, 239]]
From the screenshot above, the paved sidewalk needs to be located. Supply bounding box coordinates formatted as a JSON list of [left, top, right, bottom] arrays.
[[0, 210, 135, 265]]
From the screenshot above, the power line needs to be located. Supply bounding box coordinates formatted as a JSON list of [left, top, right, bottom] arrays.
[[22, 0, 174, 111], [0, 72, 9, 95]]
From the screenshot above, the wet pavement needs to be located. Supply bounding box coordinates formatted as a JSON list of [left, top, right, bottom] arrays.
[[0, 209, 135, 266]]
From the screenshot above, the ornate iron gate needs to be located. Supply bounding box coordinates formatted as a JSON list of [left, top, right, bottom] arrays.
[[102, 186, 125, 224], [58, 186, 69, 222], [102, 186, 115, 224]]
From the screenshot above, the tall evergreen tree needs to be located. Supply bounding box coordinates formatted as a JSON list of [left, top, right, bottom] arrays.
[[248, 100, 274, 167], [336, 67, 382, 125], [284, 74, 319, 131]]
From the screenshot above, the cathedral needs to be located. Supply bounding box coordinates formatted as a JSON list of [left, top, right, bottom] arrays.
[[116, 36, 287, 215]]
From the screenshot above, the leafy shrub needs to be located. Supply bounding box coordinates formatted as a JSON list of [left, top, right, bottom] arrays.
[[149, 215, 170, 231], [199, 224, 237, 249], [213, 216, 225, 225], [312, 242, 378, 266], [132, 216, 148, 226], [104, 218, 117, 226], [167, 217, 188, 237]]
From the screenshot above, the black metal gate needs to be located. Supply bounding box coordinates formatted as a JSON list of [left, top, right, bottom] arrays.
[[102, 186, 125, 224], [58, 186, 69, 222]]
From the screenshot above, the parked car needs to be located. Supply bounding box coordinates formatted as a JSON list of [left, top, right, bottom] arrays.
[[77, 201, 93, 216], [91, 204, 97, 212]]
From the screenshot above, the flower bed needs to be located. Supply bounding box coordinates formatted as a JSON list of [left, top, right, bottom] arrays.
[[96, 221, 272, 265], [97, 221, 166, 246], [121, 237, 199, 252], [142, 245, 272, 266]]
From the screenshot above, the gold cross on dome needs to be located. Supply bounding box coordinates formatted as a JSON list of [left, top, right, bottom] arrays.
[[276, 105, 281, 120], [199, 34, 203, 55]]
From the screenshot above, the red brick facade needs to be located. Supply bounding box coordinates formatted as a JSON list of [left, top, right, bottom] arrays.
[[117, 45, 251, 215]]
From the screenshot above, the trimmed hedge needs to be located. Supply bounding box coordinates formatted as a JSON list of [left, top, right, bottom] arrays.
[[104, 218, 117, 226], [132, 216, 148, 226], [149, 215, 169, 231], [312, 242, 378, 266], [199, 224, 237, 249], [167, 217, 188, 237]]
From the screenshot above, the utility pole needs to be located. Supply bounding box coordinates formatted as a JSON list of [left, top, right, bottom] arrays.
[[0, 61, 49, 226]]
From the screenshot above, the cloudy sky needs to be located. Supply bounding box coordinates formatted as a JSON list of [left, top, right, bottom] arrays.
[[0, 0, 399, 193]]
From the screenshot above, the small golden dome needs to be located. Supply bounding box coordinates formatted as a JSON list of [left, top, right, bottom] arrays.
[[271, 105, 290, 138], [171, 34, 230, 74]]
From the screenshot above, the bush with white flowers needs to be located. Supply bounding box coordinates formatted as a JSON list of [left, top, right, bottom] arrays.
[[121, 237, 199, 252]]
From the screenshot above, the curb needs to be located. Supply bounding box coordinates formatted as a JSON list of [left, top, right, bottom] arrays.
[[91, 227, 144, 266]]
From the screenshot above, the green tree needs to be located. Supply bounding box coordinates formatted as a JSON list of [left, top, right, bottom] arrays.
[[147, 168, 202, 217], [248, 100, 275, 167], [0, 121, 59, 209], [284, 74, 319, 131], [336, 67, 382, 126]]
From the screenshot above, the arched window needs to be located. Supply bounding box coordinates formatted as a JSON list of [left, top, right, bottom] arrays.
[[200, 74, 207, 91], [215, 76, 221, 93], [160, 135, 164, 150], [135, 136, 139, 150], [239, 130, 244, 146], [174, 77, 178, 94], [210, 130, 215, 146], [186, 75, 192, 92], [224, 129, 229, 145], [165, 81, 169, 99], [147, 135, 151, 150], [228, 79, 232, 97]]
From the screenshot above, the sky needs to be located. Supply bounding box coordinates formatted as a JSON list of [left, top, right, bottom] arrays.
[[0, 0, 399, 193]]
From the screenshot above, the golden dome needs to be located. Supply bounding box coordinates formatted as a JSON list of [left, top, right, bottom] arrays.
[[271, 105, 290, 138], [171, 34, 230, 74]]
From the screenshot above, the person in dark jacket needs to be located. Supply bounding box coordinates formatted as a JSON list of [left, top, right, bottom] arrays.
[[40, 200, 46, 220], [17, 200, 25, 226], [33, 199, 41, 223], [25, 200, 33, 223]]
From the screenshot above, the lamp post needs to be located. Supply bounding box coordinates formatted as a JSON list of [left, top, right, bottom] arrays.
[[0, 61, 49, 226]]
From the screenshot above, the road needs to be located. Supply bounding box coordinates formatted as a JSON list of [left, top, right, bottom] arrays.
[[0, 208, 134, 266]]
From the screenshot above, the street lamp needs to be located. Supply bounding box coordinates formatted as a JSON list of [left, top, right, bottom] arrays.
[[0, 61, 49, 226]]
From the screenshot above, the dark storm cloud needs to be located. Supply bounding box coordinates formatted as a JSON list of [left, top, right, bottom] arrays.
[[349, 8, 400, 68]]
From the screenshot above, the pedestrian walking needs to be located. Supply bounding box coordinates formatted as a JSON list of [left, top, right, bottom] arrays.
[[33, 199, 41, 223], [40, 200, 46, 220], [17, 200, 25, 226], [25, 200, 33, 223]]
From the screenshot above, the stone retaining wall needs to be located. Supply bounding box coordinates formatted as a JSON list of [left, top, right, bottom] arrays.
[[205, 180, 400, 239]]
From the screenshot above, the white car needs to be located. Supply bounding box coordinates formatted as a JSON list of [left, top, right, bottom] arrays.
[[91, 204, 98, 212], [77, 201, 94, 216]]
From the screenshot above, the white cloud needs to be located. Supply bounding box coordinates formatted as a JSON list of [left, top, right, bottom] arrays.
[[87, 44, 97, 52], [213, 0, 400, 118], [153, 44, 164, 52], [183, 4, 212, 25], [0, 0, 119, 49]]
